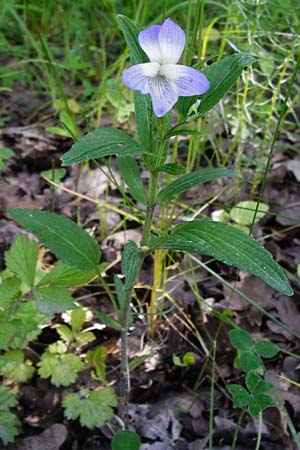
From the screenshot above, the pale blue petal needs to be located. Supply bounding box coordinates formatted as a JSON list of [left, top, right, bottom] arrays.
[[122, 63, 159, 93], [138, 25, 162, 63], [148, 78, 178, 117], [159, 18, 185, 64], [162, 64, 210, 96]]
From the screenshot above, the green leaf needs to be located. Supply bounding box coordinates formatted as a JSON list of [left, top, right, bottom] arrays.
[[61, 128, 147, 166], [211, 209, 230, 223], [230, 200, 269, 225], [34, 287, 75, 315], [227, 384, 250, 408], [0, 147, 13, 171], [165, 129, 203, 138], [0, 277, 22, 309], [41, 168, 67, 182], [129, 349, 155, 370], [57, 325, 74, 342], [0, 387, 19, 445], [0, 411, 19, 445], [229, 328, 253, 351], [63, 387, 117, 428], [0, 350, 34, 382], [114, 275, 125, 309], [38, 263, 96, 287], [38, 351, 84, 386], [0, 302, 46, 350], [75, 331, 95, 345], [60, 111, 79, 140], [94, 311, 122, 331], [239, 351, 262, 373], [46, 126, 72, 138], [248, 393, 275, 417], [5, 235, 38, 289], [0, 323, 18, 350], [150, 220, 293, 296], [87, 345, 107, 383], [253, 341, 279, 358], [177, 53, 255, 118], [157, 169, 236, 204], [118, 156, 147, 204], [71, 306, 86, 333], [246, 372, 273, 394], [0, 386, 18, 410], [157, 162, 186, 175], [8, 209, 100, 270], [117, 15, 152, 153], [112, 430, 141, 450], [121, 241, 141, 288]]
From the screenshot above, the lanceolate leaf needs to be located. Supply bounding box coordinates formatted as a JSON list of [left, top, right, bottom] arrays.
[[121, 241, 141, 288], [157, 169, 236, 203], [61, 128, 147, 166], [150, 220, 293, 296], [177, 53, 255, 119], [118, 156, 147, 204], [117, 14, 152, 153], [94, 311, 122, 331], [8, 209, 100, 270]]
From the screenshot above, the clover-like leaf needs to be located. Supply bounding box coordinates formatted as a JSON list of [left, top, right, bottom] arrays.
[[227, 384, 250, 408], [253, 341, 279, 358], [239, 351, 262, 373], [229, 328, 253, 351], [246, 372, 274, 395], [63, 387, 117, 428], [248, 393, 275, 417]]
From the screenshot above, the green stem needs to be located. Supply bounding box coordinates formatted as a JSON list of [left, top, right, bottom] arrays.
[[141, 170, 159, 246], [254, 412, 262, 450], [208, 340, 216, 449], [231, 409, 245, 450], [96, 266, 119, 314], [119, 169, 159, 425]]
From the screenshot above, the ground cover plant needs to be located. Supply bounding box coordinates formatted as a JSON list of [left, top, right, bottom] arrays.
[[1, 1, 300, 449]]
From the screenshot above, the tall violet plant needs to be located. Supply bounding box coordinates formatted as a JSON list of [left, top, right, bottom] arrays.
[[8, 14, 293, 445]]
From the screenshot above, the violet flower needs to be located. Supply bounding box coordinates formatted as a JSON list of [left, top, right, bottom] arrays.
[[122, 18, 210, 117]]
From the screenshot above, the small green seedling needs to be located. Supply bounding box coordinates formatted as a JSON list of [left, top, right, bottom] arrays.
[[173, 352, 196, 367], [228, 328, 279, 417], [228, 371, 275, 417]]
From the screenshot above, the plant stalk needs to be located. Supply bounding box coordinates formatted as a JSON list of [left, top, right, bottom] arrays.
[[119, 168, 159, 426]]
